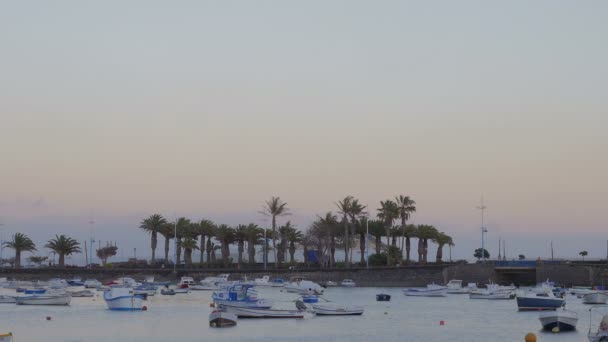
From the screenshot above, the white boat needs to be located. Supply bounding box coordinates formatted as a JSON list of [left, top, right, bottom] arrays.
[[585, 293, 608, 305], [212, 284, 271, 309], [517, 290, 565, 311], [0, 295, 16, 304], [16, 293, 71, 305], [194, 274, 231, 291], [311, 303, 365, 316], [446, 280, 469, 294], [103, 287, 145, 311], [221, 305, 305, 318], [469, 290, 515, 300], [253, 276, 272, 287], [325, 281, 338, 287], [0, 332, 12, 342], [341, 279, 356, 288], [112, 277, 140, 287], [588, 306, 608, 342], [47, 278, 68, 289], [178, 277, 196, 286], [84, 279, 102, 288], [284, 277, 324, 295], [403, 284, 447, 297], [69, 290, 95, 297], [209, 310, 237, 327], [539, 309, 578, 332]]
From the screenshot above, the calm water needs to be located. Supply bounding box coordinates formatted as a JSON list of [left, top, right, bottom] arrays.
[[0, 286, 596, 341]]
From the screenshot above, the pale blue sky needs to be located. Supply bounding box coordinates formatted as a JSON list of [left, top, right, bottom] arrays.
[[1, 1, 607, 264]]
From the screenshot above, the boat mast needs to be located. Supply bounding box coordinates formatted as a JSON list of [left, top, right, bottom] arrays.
[[477, 196, 488, 262]]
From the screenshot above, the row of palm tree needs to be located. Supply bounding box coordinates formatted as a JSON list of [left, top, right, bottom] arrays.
[[2, 233, 81, 267], [140, 195, 454, 268]]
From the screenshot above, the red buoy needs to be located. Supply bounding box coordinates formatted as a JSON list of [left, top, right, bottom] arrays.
[[142, 306, 148, 311], [440, 320, 445, 326]]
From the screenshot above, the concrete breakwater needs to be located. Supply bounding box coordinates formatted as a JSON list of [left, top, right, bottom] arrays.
[[1, 263, 606, 287]]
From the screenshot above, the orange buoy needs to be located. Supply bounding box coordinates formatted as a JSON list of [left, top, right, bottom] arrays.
[[525, 333, 536, 342]]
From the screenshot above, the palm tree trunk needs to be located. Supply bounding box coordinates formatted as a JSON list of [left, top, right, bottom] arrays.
[[423, 238, 429, 263], [330, 236, 336, 268], [206, 240, 212, 264], [238, 241, 244, 267], [289, 242, 296, 263], [359, 232, 365, 265], [375, 236, 381, 254], [436, 244, 443, 263], [272, 216, 277, 269], [15, 250, 21, 268], [164, 237, 170, 265], [185, 248, 192, 267], [151, 231, 157, 262], [199, 235, 205, 264], [405, 237, 411, 263], [343, 217, 349, 267], [247, 240, 255, 264], [417, 238, 423, 263], [176, 239, 182, 265], [59, 254, 65, 267]]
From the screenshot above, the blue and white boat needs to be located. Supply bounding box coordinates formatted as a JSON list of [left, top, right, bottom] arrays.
[[212, 284, 271, 309], [302, 295, 319, 303], [24, 289, 46, 295], [517, 291, 565, 311], [67, 277, 85, 286], [103, 287, 146, 311]]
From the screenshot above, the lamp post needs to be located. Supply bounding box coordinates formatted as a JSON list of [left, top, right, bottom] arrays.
[[477, 197, 488, 262], [263, 228, 267, 271], [173, 220, 177, 273]]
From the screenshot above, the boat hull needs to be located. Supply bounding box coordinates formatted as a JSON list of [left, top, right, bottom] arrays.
[[312, 304, 364, 316], [0, 296, 16, 304], [469, 292, 515, 300], [539, 311, 578, 331], [16, 295, 71, 306], [584, 293, 608, 305], [517, 296, 564, 311], [403, 288, 447, 297], [105, 296, 145, 311], [222, 306, 304, 318], [376, 294, 391, 301], [209, 311, 237, 327]]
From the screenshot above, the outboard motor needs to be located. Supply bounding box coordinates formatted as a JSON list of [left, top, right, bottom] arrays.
[[295, 300, 307, 311]]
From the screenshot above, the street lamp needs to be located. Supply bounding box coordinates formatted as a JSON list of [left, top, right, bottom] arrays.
[[477, 197, 488, 262]]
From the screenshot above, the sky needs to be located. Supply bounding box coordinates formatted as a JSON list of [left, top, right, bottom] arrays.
[[1, 1, 607, 265]]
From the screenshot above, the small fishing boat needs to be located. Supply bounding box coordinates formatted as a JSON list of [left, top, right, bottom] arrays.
[[48, 278, 68, 289], [516, 291, 565, 311], [584, 293, 608, 305], [341, 279, 356, 288], [178, 277, 196, 287], [403, 284, 447, 297], [209, 310, 237, 327], [284, 277, 324, 295], [376, 294, 391, 301], [103, 287, 145, 311], [67, 277, 85, 286], [172, 285, 190, 294], [539, 309, 578, 332], [84, 279, 102, 288], [69, 290, 95, 297], [469, 290, 515, 300], [270, 279, 286, 287], [161, 288, 176, 295], [213, 284, 271, 308], [134, 284, 157, 297], [0, 296, 16, 304], [311, 303, 364, 316], [16, 293, 71, 306], [0, 332, 12, 342], [221, 305, 305, 318], [325, 281, 338, 287], [446, 280, 469, 294], [253, 275, 272, 287], [195, 274, 232, 291]]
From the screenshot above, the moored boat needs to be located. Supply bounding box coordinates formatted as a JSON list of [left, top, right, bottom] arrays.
[[588, 306, 608, 342], [16, 293, 71, 306], [84, 279, 102, 288], [103, 287, 145, 311], [212, 283, 271, 309], [0, 332, 12, 342], [584, 293, 608, 305], [516, 291, 564, 311], [376, 294, 391, 301], [0, 296, 16, 304], [311, 303, 365, 316], [209, 310, 237, 327], [302, 295, 319, 303], [341, 279, 356, 287], [469, 290, 515, 300], [446, 280, 469, 294], [284, 277, 324, 295], [220, 305, 305, 319], [539, 309, 578, 332], [69, 290, 95, 297], [403, 284, 447, 297]]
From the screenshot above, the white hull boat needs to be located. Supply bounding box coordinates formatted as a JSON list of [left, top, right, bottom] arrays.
[[213, 284, 271, 309], [0, 295, 16, 304], [469, 290, 515, 300], [584, 293, 608, 305], [16, 293, 71, 305], [341, 279, 356, 287], [104, 287, 145, 311], [404, 284, 447, 297], [221, 305, 304, 318], [540, 309, 578, 332], [84, 279, 102, 288], [284, 278, 324, 295], [69, 290, 95, 297], [190, 285, 219, 291], [447, 280, 469, 294], [311, 303, 364, 316]]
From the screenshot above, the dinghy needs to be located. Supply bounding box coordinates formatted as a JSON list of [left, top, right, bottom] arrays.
[[209, 310, 237, 327], [403, 284, 447, 297], [16, 293, 71, 305], [539, 309, 578, 332], [584, 293, 608, 305], [103, 287, 145, 311], [311, 303, 364, 316], [220, 305, 305, 319]]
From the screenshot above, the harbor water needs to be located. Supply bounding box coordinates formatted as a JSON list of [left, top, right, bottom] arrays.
[[0, 287, 596, 341]]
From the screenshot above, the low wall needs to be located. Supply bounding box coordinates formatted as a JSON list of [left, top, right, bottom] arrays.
[[536, 263, 608, 287]]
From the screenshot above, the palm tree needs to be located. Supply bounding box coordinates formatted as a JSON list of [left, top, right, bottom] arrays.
[[234, 224, 248, 268], [367, 219, 386, 255], [377, 200, 399, 265], [182, 237, 199, 268], [3, 233, 36, 267], [198, 219, 215, 264], [580, 250, 588, 261], [159, 222, 174, 265], [139, 214, 167, 263], [174, 217, 193, 265], [215, 224, 235, 266], [318, 212, 339, 268], [45, 235, 81, 267], [395, 195, 416, 262], [402, 224, 417, 264], [336, 196, 354, 266], [347, 198, 366, 263], [433, 232, 453, 263], [260, 196, 290, 268], [277, 221, 296, 266], [416, 224, 438, 263], [285, 226, 303, 263], [245, 224, 263, 265]]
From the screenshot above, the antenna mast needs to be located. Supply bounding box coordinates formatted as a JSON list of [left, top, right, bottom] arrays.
[[477, 196, 488, 262]]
